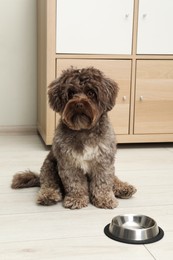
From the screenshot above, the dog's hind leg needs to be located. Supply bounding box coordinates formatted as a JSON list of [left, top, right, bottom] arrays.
[[36, 150, 63, 206], [112, 175, 137, 199]]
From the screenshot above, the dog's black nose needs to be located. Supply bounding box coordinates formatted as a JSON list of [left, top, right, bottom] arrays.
[[76, 102, 84, 110]]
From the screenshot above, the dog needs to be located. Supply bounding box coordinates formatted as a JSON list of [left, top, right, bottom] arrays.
[[11, 67, 136, 209]]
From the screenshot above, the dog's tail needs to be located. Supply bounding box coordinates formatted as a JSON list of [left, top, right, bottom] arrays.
[[11, 170, 40, 189]]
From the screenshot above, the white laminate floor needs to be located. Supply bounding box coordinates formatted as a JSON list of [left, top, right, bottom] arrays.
[[0, 135, 173, 260]]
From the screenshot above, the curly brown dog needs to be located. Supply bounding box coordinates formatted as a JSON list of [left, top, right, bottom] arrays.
[[11, 67, 136, 209]]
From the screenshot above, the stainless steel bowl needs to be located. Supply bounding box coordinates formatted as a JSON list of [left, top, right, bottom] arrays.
[[104, 214, 164, 244]]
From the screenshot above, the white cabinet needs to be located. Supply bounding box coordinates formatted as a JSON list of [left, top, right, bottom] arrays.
[[56, 0, 134, 54], [137, 0, 173, 54]]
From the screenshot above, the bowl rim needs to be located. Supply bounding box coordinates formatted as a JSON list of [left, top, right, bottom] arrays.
[[104, 214, 164, 244], [110, 214, 157, 231]]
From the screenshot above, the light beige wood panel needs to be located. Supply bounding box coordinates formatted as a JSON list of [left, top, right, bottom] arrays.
[[135, 60, 173, 134], [37, 0, 47, 141], [56, 59, 131, 134], [37, 0, 56, 145], [117, 134, 173, 143]]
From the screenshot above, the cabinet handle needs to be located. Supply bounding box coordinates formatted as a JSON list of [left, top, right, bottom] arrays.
[[125, 14, 129, 19], [142, 14, 147, 19], [123, 96, 127, 101], [140, 96, 144, 101]]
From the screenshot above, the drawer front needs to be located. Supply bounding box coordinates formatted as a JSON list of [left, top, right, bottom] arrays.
[[56, 59, 131, 134], [56, 0, 133, 54]]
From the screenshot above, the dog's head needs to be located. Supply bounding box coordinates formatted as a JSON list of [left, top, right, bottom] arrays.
[[48, 67, 118, 131]]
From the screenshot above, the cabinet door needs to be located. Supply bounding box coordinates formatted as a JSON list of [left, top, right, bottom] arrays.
[[137, 0, 173, 54], [56, 0, 133, 54], [56, 59, 131, 134], [134, 60, 173, 134]]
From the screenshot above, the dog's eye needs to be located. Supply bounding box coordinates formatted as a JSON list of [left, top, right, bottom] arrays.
[[68, 89, 75, 99], [87, 90, 96, 99]]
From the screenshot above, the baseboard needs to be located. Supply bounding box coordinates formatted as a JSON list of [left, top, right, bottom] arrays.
[[0, 125, 37, 135]]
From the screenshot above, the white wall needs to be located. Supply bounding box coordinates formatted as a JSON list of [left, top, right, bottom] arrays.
[[0, 0, 37, 127]]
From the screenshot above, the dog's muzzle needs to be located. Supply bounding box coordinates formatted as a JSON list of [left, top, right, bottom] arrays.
[[62, 96, 100, 130]]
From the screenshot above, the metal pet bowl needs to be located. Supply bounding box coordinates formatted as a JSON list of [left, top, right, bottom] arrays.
[[104, 214, 164, 244]]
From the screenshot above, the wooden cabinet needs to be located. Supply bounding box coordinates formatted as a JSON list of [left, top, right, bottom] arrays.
[[37, 0, 173, 144], [137, 0, 173, 54], [56, 0, 134, 54], [135, 60, 173, 134]]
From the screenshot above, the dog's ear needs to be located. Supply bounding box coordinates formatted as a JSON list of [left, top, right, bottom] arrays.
[[48, 76, 68, 113], [48, 79, 64, 112], [100, 77, 119, 112]]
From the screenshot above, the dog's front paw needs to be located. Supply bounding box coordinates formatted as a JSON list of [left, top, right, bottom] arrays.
[[37, 188, 62, 206], [91, 195, 119, 209], [113, 184, 137, 199], [63, 195, 89, 209]]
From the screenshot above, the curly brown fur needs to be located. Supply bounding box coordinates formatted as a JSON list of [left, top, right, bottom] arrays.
[[11, 171, 40, 189], [11, 67, 136, 209], [112, 176, 137, 199]]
